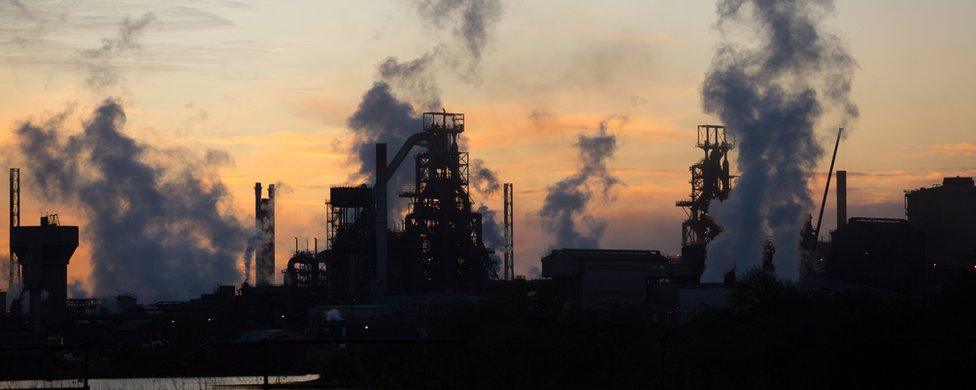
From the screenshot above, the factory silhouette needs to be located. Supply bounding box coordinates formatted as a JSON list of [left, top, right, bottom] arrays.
[[1, 112, 974, 387], [1, 0, 975, 387]]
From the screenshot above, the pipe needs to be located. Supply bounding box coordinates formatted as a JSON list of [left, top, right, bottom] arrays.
[[373, 132, 430, 295], [386, 132, 429, 177]]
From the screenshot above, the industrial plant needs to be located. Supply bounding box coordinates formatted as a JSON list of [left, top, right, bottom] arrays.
[[0, 109, 972, 386], [0, 0, 973, 387]]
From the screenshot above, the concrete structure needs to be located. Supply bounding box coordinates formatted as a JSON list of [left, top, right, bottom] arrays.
[[905, 177, 976, 270], [254, 182, 276, 286], [11, 215, 79, 317], [827, 217, 925, 292], [836, 170, 847, 228], [542, 249, 669, 309]]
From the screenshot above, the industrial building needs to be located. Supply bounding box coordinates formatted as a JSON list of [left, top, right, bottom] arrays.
[[542, 249, 669, 309], [11, 214, 79, 317], [281, 111, 498, 302], [905, 177, 976, 271], [3, 111, 972, 383], [827, 217, 926, 292], [674, 125, 734, 276]]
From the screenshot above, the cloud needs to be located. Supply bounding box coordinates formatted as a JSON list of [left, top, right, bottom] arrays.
[[416, 0, 502, 76], [932, 142, 976, 156]]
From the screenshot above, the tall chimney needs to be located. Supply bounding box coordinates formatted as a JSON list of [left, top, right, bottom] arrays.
[[254, 182, 275, 286], [254, 182, 262, 229], [374, 143, 388, 295], [836, 170, 847, 228], [266, 184, 275, 285]]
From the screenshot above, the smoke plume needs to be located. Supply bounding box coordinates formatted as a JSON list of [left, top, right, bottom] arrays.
[[15, 99, 246, 302], [700, 0, 858, 282], [539, 120, 621, 248], [347, 0, 503, 212], [477, 204, 503, 272], [416, 0, 502, 75], [471, 158, 500, 196], [347, 80, 423, 217], [80, 12, 157, 90], [377, 53, 442, 111]]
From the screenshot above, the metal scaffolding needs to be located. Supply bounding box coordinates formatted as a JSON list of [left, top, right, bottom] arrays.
[[675, 125, 734, 247], [400, 112, 496, 291], [8, 168, 19, 294], [503, 183, 514, 280]]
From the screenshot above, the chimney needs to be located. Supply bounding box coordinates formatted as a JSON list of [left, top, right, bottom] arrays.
[[254, 182, 276, 286], [836, 170, 847, 228], [374, 143, 388, 295], [254, 182, 262, 228]]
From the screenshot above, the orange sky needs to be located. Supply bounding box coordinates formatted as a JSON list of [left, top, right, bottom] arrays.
[[1, 1, 974, 294]]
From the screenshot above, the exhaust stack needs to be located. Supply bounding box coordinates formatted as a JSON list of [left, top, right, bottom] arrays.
[[255, 182, 276, 286], [836, 170, 847, 228]]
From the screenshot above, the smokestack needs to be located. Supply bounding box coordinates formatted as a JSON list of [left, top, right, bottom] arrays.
[[267, 183, 275, 284], [374, 143, 388, 295], [836, 170, 847, 228], [503, 183, 514, 280], [254, 182, 262, 230], [9, 168, 20, 298], [254, 182, 275, 287]]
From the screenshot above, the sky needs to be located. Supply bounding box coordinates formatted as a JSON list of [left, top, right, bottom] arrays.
[[0, 0, 974, 297]]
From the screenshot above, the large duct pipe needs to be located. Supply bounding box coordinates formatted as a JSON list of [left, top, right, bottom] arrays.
[[374, 143, 388, 295], [836, 170, 847, 228]]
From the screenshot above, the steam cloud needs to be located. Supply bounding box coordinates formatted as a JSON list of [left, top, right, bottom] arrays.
[[471, 158, 500, 196], [416, 0, 502, 75], [700, 0, 859, 282], [539, 120, 621, 248], [347, 80, 424, 217], [347, 0, 503, 215], [80, 12, 157, 90], [15, 99, 247, 302], [477, 204, 503, 273]]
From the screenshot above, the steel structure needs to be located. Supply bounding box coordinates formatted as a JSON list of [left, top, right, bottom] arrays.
[[8, 168, 19, 294], [322, 185, 374, 299], [675, 125, 734, 247], [400, 112, 495, 291], [503, 183, 514, 281]]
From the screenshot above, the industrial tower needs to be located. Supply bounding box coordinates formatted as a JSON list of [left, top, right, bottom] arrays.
[[402, 112, 496, 290], [503, 183, 514, 280], [8, 168, 19, 295], [373, 111, 496, 294], [675, 125, 734, 247], [254, 182, 276, 286]]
